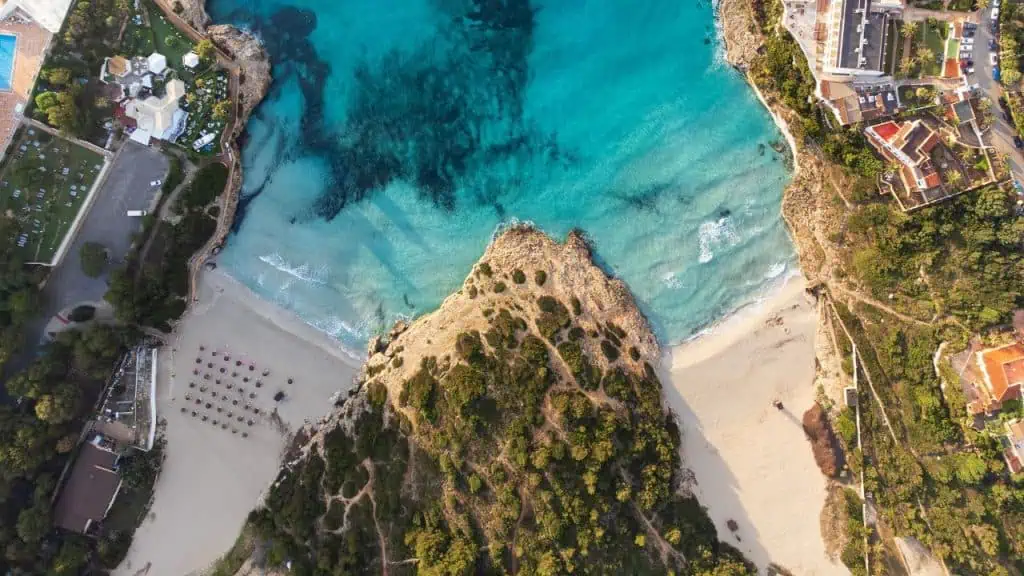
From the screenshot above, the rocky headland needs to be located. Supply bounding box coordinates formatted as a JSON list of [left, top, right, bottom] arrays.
[[222, 226, 755, 575]]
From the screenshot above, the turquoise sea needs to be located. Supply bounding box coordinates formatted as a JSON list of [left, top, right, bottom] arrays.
[[208, 0, 796, 355]]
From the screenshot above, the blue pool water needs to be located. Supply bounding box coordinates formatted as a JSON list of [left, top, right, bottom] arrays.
[[208, 0, 796, 355], [0, 34, 16, 91]]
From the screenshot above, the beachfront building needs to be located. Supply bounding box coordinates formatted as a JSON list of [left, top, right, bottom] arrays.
[[822, 0, 903, 79], [865, 119, 941, 193], [821, 80, 898, 125], [52, 435, 123, 535], [123, 77, 187, 145], [0, 0, 73, 33]]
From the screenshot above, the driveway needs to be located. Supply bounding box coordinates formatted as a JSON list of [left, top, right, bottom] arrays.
[[35, 142, 169, 340], [972, 6, 1024, 182]]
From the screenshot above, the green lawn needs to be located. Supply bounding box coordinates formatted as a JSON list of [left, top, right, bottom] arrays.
[[121, 11, 155, 57], [946, 37, 960, 60], [0, 127, 105, 263], [179, 70, 230, 154], [885, 19, 900, 75], [145, 0, 196, 79], [915, 23, 947, 77]]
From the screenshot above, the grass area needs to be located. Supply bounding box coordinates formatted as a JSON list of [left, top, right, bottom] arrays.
[[0, 127, 104, 263], [947, 0, 976, 11], [919, 22, 947, 77], [121, 11, 155, 57], [897, 85, 937, 109], [179, 70, 229, 154], [144, 0, 196, 80], [946, 37, 960, 60], [884, 19, 900, 75]]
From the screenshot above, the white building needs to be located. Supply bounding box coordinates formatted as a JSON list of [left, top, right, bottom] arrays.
[[0, 0, 74, 34], [147, 52, 167, 75], [124, 78, 185, 145], [182, 51, 200, 69]]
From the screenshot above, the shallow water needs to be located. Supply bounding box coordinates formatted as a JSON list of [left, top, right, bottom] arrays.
[[208, 0, 795, 355]]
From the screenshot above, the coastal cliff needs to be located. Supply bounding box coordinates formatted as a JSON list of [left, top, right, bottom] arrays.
[[208, 24, 272, 133], [224, 227, 754, 575], [718, 0, 839, 287]]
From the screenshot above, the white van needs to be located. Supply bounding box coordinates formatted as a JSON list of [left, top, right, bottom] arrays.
[[126, 210, 148, 217]]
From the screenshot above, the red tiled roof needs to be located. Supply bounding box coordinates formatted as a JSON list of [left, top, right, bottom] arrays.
[[872, 121, 900, 141], [980, 343, 1024, 403], [924, 172, 942, 189]]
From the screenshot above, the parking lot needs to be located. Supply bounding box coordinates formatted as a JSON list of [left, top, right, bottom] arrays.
[[39, 141, 169, 331]]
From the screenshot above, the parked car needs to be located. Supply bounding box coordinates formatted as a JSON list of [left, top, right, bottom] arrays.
[[995, 66, 1001, 81], [990, 39, 997, 50], [991, 52, 999, 66], [1014, 136, 1023, 149], [968, 66, 976, 75]]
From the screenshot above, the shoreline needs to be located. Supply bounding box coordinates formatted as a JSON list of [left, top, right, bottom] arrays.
[[661, 274, 846, 574], [116, 269, 360, 576]]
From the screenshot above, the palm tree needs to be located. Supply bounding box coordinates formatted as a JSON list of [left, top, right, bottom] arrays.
[[902, 21, 919, 39], [978, 0, 990, 9], [946, 169, 964, 188], [899, 56, 916, 76]]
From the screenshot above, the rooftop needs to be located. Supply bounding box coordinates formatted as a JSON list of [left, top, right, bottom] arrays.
[[977, 342, 1024, 403], [53, 441, 122, 534]]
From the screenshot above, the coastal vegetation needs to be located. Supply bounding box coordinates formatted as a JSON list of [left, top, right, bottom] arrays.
[[0, 320, 143, 574], [105, 162, 225, 330], [743, 0, 1024, 572], [232, 231, 754, 575]]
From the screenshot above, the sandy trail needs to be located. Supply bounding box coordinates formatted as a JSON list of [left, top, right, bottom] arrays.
[[662, 276, 848, 575], [115, 270, 360, 576]]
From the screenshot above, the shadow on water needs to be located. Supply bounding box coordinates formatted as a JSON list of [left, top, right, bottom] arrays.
[[221, 0, 579, 231], [656, 362, 775, 570]]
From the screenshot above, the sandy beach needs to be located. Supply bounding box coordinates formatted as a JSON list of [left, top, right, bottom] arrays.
[[115, 269, 360, 576], [663, 276, 848, 575]]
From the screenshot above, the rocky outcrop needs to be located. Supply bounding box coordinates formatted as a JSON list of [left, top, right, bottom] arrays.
[[718, 0, 763, 70], [163, 0, 210, 31], [358, 225, 661, 397], [208, 25, 272, 133]]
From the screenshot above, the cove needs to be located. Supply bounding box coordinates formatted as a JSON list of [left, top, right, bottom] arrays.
[[207, 0, 796, 355]]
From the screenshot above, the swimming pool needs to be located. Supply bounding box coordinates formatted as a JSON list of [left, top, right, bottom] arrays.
[[0, 34, 16, 91]]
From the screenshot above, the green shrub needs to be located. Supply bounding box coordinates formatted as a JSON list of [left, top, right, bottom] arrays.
[[478, 262, 492, 277], [494, 282, 507, 293], [512, 269, 526, 284], [628, 346, 640, 362], [80, 242, 108, 278], [571, 297, 582, 316], [534, 270, 547, 286], [600, 340, 620, 362]]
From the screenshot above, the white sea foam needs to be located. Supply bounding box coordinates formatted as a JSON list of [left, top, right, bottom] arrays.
[[258, 252, 330, 285], [697, 216, 738, 264], [489, 217, 538, 243], [661, 271, 683, 289], [764, 260, 787, 280]]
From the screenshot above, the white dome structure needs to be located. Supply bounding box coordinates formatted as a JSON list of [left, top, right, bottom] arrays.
[[147, 52, 167, 75]]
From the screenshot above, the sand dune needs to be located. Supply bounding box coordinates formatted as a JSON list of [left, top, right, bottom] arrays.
[[662, 277, 848, 575], [115, 270, 360, 576]]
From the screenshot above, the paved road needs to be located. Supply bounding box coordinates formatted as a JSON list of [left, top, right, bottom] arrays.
[[972, 6, 1024, 182], [33, 142, 169, 341]]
